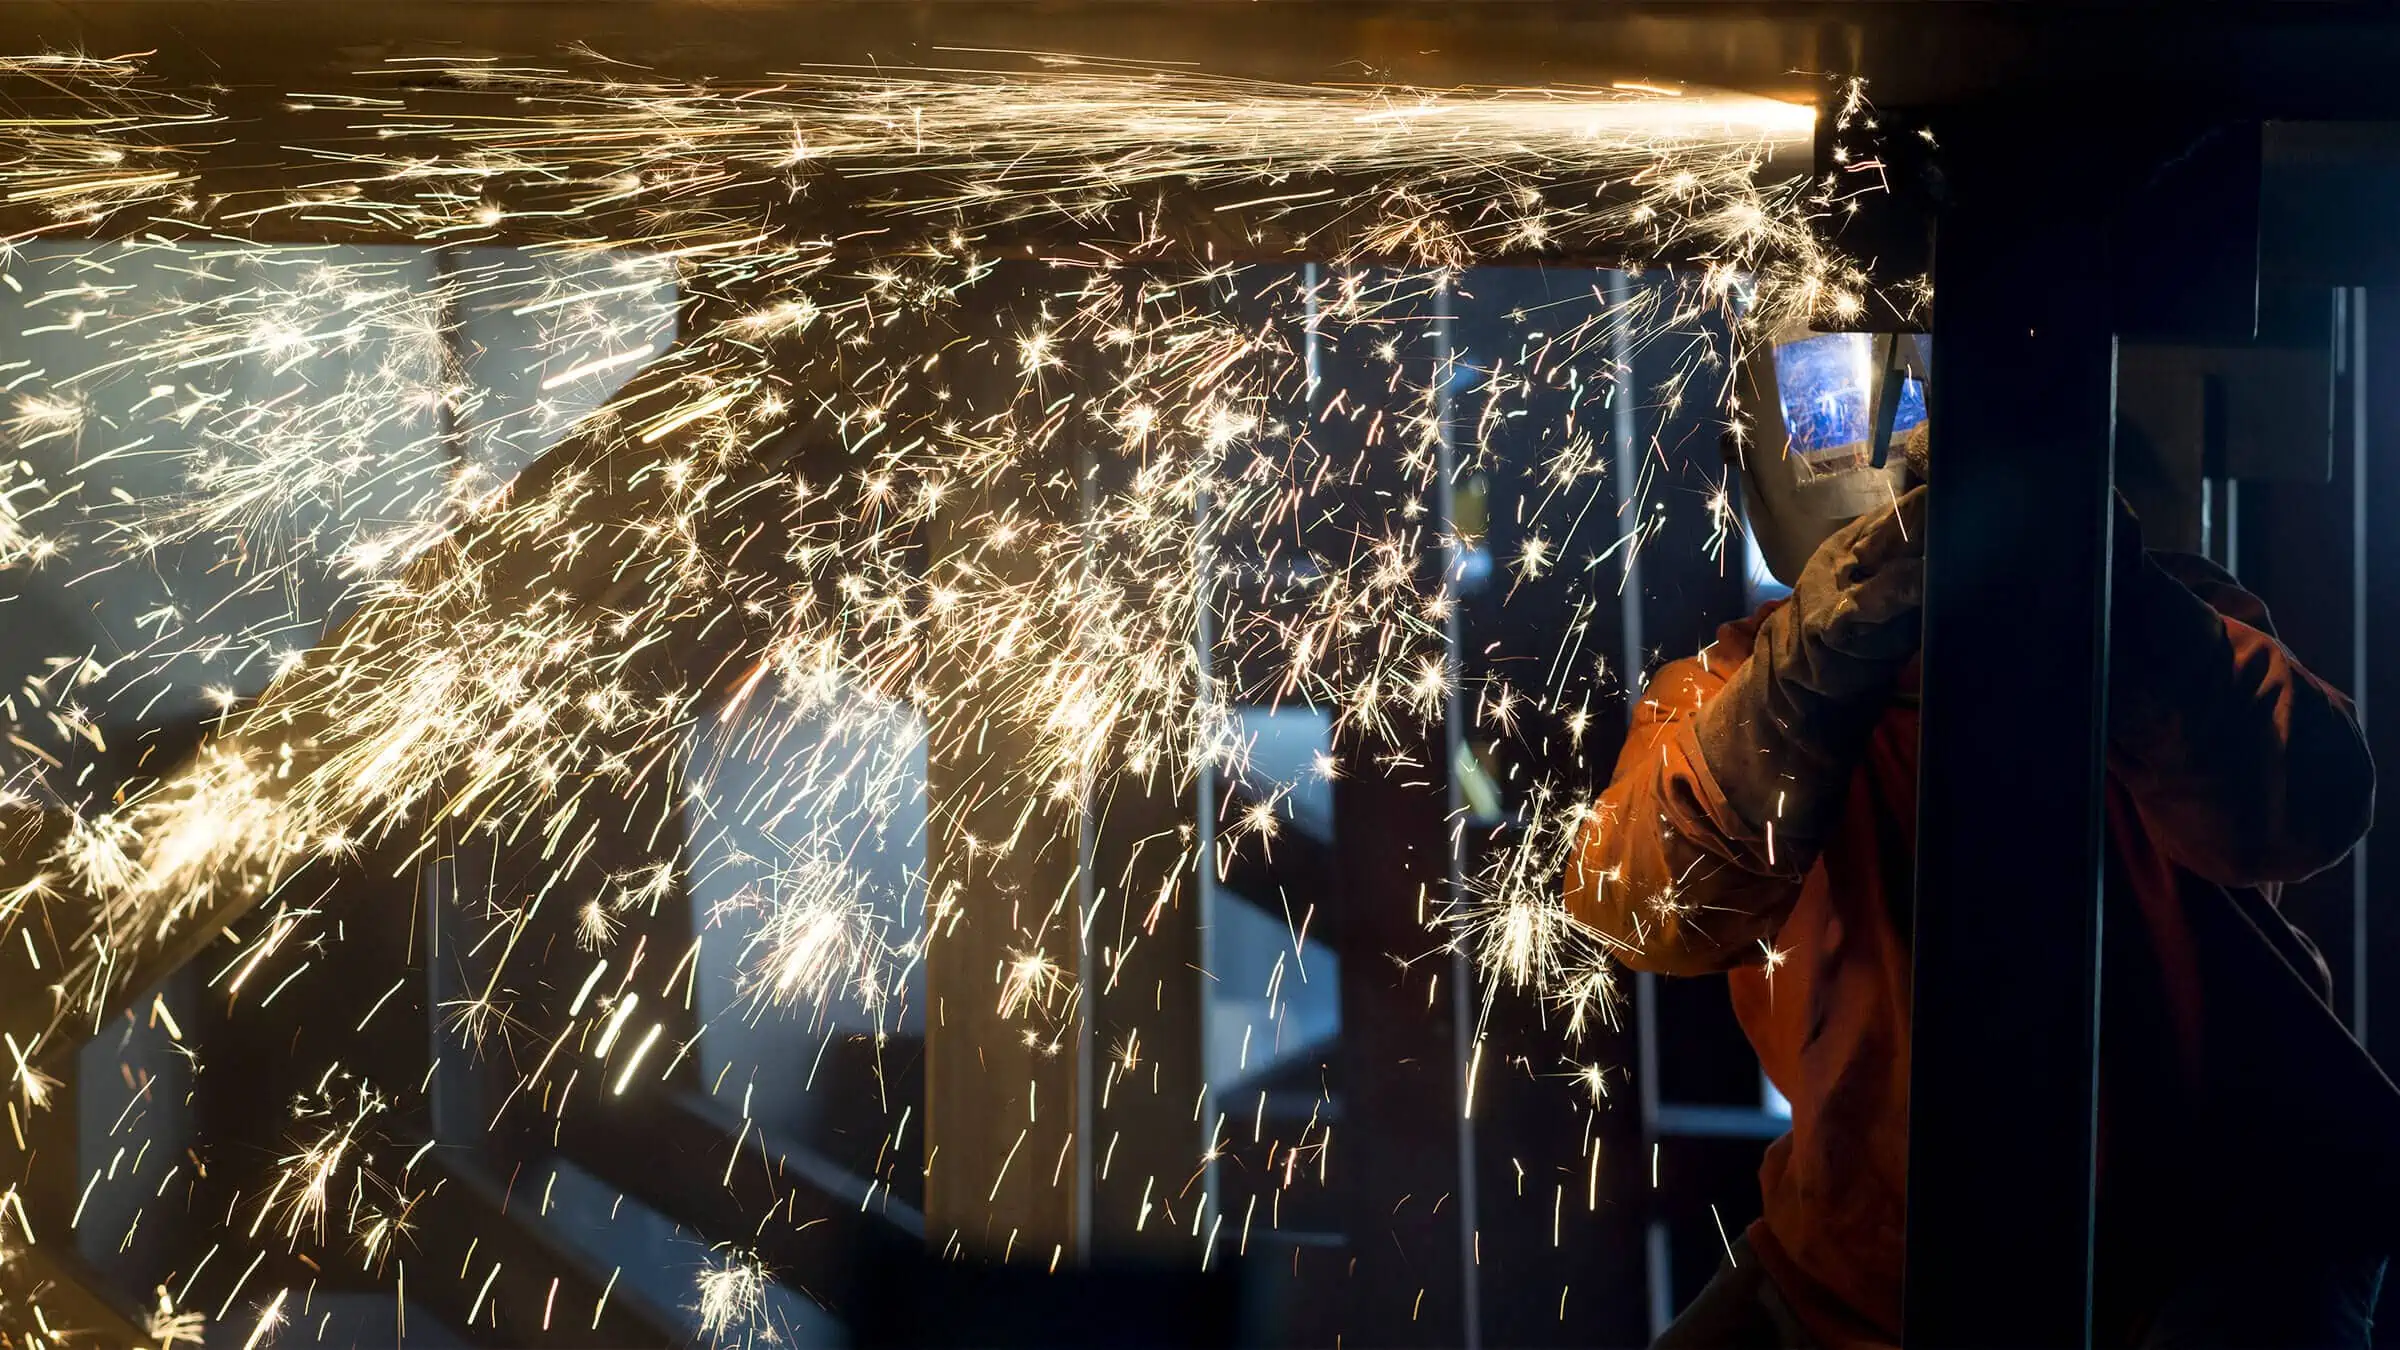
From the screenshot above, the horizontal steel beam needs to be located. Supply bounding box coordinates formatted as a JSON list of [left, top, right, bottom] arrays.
[[536, 1084, 925, 1308], [0, 4, 2399, 123], [407, 1146, 691, 1348]]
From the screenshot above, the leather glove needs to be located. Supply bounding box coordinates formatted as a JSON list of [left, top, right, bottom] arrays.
[[1693, 485, 1927, 869]]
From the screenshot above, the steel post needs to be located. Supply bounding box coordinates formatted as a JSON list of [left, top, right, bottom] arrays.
[[1904, 125, 2117, 1348]]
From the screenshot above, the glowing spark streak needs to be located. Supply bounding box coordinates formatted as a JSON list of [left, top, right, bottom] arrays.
[[7, 169, 179, 202], [540, 347, 658, 391], [725, 1116, 751, 1188], [1, 1185, 33, 1242], [610, 1023, 664, 1095], [638, 389, 739, 443], [988, 1128, 1029, 1202], [70, 1167, 100, 1229], [468, 1262, 502, 1326], [1462, 1036, 1485, 1119], [593, 1267, 620, 1330], [567, 959, 609, 1016], [239, 1288, 287, 1350], [353, 979, 407, 1032], [511, 279, 672, 315], [592, 992, 639, 1056], [218, 1251, 265, 1322], [4, 1031, 55, 1108]]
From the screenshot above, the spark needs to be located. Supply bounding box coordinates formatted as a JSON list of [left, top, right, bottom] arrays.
[[694, 1247, 771, 1346], [147, 1287, 208, 1347], [575, 898, 622, 952], [239, 1288, 287, 1350], [1574, 1062, 1611, 1106], [2, 1033, 56, 1111], [998, 950, 1071, 1021]]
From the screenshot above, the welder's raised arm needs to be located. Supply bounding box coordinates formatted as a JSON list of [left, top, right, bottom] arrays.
[[1567, 486, 1927, 974], [1566, 653, 1810, 975], [2109, 546, 2375, 888]]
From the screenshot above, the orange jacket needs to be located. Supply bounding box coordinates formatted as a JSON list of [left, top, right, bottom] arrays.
[[1565, 557, 2375, 1348]]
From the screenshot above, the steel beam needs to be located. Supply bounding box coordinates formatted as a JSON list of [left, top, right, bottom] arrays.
[[0, 60, 1805, 265], [1904, 115, 2117, 1348], [0, 1, 2397, 123], [535, 1086, 924, 1298], [2363, 287, 2400, 1078], [402, 1147, 688, 1348], [916, 267, 1088, 1264], [1081, 702, 1208, 1259], [1327, 757, 1472, 1347]]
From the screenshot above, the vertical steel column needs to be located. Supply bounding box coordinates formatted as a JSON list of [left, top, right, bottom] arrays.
[[1081, 772, 1204, 1258], [921, 265, 1088, 1265], [1433, 279, 1486, 1350], [1905, 137, 2117, 1347], [1081, 285, 1209, 1256], [2362, 287, 2400, 1079], [1320, 273, 1471, 1349], [2345, 288, 2370, 1040], [921, 610, 1089, 1261], [1611, 261, 1676, 1339]]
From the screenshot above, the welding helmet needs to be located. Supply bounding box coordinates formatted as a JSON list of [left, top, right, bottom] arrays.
[[1731, 319, 1930, 586]]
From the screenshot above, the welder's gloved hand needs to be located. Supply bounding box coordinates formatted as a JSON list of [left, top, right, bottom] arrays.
[[1693, 485, 1927, 871], [1781, 484, 1929, 676]]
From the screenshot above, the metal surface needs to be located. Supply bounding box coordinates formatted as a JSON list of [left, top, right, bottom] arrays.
[[538, 1086, 925, 1284], [1081, 747, 1206, 1258], [1904, 113, 2118, 1348], [403, 1149, 691, 1347], [2366, 288, 2400, 1082], [1307, 284, 1474, 1350], [1328, 759, 1471, 1347], [918, 267, 1088, 1264], [0, 2, 2385, 119]]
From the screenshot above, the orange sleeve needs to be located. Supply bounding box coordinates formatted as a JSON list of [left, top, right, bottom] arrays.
[[1565, 636, 1810, 976], [2112, 609, 2375, 889]]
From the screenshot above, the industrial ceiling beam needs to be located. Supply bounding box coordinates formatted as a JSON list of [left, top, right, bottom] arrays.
[[0, 4, 2399, 120]]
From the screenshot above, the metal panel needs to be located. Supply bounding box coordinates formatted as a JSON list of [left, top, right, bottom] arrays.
[[1328, 761, 1472, 1347], [2362, 288, 2400, 1081], [1083, 752, 1207, 1260], [1078, 292, 1211, 1262], [920, 266, 1090, 1264], [1905, 120, 2115, 1348]]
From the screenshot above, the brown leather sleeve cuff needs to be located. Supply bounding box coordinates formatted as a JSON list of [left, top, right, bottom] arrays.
[[1691, 611, 1892, 865]]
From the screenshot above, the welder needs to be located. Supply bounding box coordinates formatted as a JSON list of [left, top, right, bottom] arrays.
[[1566, 325, 2388, 1348]]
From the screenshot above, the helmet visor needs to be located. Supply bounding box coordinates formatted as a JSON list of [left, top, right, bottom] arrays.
[[1770, 331, 1927, 476]]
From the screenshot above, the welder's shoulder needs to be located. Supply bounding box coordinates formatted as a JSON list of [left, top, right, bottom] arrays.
[[2153, 550, 2279, 638], [1627, 604, 1772, 725]]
